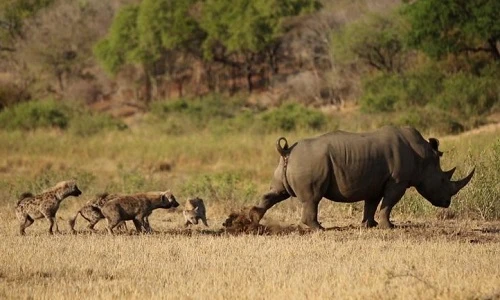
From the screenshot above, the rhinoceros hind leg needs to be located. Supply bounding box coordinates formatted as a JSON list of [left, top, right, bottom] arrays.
[[361, 197, 382, 228], [300, 199, 324, 230]]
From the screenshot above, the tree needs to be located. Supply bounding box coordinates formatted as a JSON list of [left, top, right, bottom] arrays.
[[404, 0, 500, 60], [95, 0, 202, 102], [0, 0, 54, 54], [332, 13, 409, 73], [12, 0, 115, 98], [200, 0, 321, 91]]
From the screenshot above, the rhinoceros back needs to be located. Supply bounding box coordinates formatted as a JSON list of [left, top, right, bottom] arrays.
[[285, 126, 423, 202]]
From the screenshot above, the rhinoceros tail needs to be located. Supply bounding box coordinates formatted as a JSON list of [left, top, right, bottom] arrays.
[[276, 137, 289, 157], [275, 137, 296, 197]]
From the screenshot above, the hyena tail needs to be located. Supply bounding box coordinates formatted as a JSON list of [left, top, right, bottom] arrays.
[[16, 192, 34, 206], [68, 210, 82, 232]]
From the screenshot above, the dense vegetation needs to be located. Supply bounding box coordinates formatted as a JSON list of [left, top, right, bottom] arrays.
[[0, 0, 497, 129]]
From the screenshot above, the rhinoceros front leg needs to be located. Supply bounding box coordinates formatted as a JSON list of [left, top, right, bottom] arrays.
[[379, 182, 408, 229], [362, 197, 382, 228], [249, 190, 289, 223]]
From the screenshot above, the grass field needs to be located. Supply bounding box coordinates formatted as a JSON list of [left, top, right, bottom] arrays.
[[0, 117, 499, 299]]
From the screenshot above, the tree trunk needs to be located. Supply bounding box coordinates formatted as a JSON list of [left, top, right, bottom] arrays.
[[143, 64, 152, 104]]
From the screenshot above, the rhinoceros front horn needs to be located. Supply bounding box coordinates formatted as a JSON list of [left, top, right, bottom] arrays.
[[444, 167, 456, 180], [451, 168, 475, 195]]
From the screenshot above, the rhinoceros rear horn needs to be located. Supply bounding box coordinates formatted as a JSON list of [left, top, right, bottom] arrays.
[[444, 167, 456, 180], [451, 168, 475, 195], [276, 137, 289, 157]]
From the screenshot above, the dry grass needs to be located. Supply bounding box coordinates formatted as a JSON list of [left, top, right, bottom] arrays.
[[1, 207, 500, 299], [0, 118, 499, 298]]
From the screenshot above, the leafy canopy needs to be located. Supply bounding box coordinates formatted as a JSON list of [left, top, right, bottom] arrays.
[[403, 0, 500, 59]]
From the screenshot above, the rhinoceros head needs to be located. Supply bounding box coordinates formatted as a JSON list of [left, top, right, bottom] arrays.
[[415, 140, 475, 207]]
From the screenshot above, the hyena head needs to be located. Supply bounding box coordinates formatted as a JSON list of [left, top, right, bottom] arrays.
[[183, 207, 200, 225], [161, 190, 179, 208], [54, 180, 82, 199]]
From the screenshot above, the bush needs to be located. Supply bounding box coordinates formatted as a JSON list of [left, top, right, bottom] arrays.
[[0, 99, 70, 130], [151, 95, 246, 124], [260, 103, 326, 132], [433, 70, 499, 118], [69, 113, 127, 137], [0, 99, 128, 135]]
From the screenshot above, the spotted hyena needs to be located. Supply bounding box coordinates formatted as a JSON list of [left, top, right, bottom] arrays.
[[15, 180, 82, 235], [68, 193, 127, 233], [100, 190, 179, 234], [183, 197, 208, 227]]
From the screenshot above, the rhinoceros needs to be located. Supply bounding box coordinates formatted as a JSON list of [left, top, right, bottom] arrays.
[[249, 126, 474, 230]]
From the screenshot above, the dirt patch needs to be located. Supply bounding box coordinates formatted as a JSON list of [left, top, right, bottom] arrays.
[[222, 210, 313, 236]]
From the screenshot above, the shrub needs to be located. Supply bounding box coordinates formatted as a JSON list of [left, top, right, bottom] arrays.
[[433, 70, 499, 118], [0, 99, 70, 130], [69, 113, 127, 137], [260, 103, 326, 132]]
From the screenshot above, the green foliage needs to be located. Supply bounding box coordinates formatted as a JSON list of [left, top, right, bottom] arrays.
[[137, 0, 199, 54], [404, 0, 500, 60], [149, 97, 328, 134], [0, 99, 127, 135], [260, 103, 326, 132], [68, 113, 128, 137], [360, 62, 498, 124], [94, 5, 141, 74], [434, 69, 499, 118], [201, 0, 321, 58], [331, 12, 408, 72], [0, 99, 70, 130], [0, 0, 55, 47]]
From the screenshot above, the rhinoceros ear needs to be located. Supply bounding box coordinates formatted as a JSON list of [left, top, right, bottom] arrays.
[[429, 138, 443, 157]]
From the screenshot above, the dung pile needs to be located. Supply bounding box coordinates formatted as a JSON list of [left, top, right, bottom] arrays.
[[222, 209, 312, 236]]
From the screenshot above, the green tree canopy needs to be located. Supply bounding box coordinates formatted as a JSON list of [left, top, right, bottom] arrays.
[[404, 0, 500, 60], [200, 0, 320, 59]]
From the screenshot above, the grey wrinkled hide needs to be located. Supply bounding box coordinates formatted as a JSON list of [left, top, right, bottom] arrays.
[[251, 126, 474, 230]]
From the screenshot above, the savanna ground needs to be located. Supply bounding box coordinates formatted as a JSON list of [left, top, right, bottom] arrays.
[[0, 117, 499, 299]]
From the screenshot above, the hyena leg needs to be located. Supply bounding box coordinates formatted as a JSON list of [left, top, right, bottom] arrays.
[[115, 221, 127, 232], [106, 218, 121, 235], [132, 219, 144, 233], [19, 215, 34, 235], [87, 218, 101, 232], [142, 216, 152, 233], [46, 216, 57, 234]]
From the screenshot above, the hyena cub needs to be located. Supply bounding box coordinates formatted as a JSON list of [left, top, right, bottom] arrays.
[[68, 193, 127, 233], [15, 180, 82, 235], [100, 190, 179, 234], [183, 197, 208, 227]]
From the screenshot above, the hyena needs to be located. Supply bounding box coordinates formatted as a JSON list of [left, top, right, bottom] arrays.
[[100, 190, 179, 234], [15, 180, 82, 235], [68, 193, 127, 233], [183, 197, 208, 227]]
